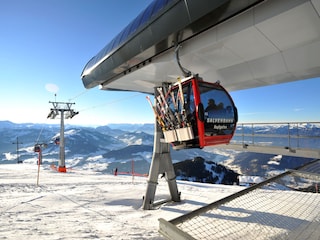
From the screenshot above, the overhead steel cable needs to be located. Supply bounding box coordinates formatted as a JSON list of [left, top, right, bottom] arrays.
[[68, 89, 89, 101], [77, 92, 143, 112]]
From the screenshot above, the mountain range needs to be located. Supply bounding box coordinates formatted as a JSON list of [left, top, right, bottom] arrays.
[[0, 121, 317, 183]]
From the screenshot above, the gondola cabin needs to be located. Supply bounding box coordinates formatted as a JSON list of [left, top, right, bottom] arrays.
[[34, 145, 41, 153], [155, 76, 237, 149], [54, 137, 60, 145]]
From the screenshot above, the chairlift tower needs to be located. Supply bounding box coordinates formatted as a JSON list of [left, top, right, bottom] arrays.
[[12, 137, 23, 164], [47, 101, 78, 172]]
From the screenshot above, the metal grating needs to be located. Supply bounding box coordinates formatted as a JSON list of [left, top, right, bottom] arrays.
[[159, 160, 320, 240]]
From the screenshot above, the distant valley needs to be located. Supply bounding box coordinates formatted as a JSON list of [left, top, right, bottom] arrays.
[[0, 121, 316, 182]]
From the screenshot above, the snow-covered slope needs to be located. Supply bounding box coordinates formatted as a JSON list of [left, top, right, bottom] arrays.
[[0, 163, 242, 240]]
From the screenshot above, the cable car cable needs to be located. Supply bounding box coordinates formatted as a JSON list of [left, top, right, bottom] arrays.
[[77, 92, 143, 112], [68, 89, 89, 101], [35, 118, 49, 144]]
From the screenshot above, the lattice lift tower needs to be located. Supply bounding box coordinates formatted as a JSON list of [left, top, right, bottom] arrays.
[[47, 101, 78, 172]]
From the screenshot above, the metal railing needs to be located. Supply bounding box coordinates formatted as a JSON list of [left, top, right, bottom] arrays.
[[214, 122, 320, 158], [233, 122, 320, 148]]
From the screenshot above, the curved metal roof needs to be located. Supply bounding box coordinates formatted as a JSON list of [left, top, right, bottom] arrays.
[[81, 0, 320, 94], [81, 0, 176, 85], [81, 0, 261, 89]]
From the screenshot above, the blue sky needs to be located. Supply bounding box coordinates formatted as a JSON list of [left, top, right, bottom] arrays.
[[1, 0, 319, 126]]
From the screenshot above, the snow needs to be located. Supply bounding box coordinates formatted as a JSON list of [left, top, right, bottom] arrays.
[[3, 152, 17, 161], [0, 163, 242, 239], [268, 154, 282, 165], [238, 175, 265, 186]]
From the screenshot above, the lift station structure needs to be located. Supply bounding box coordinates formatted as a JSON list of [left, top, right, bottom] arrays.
[[80, 0, 320, 209]]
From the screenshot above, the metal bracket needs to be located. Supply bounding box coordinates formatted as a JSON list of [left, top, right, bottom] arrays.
[[174, 44, 192, 77]]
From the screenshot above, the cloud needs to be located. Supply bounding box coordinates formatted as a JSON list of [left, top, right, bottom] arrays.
[[293, 108, 304, 112], [45, 83, 59, 93]]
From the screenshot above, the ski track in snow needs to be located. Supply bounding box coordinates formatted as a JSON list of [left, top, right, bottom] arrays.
[[0, 164, 241, 239]]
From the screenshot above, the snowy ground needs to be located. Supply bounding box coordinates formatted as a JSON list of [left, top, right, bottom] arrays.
[[0, 164, 242, 239]]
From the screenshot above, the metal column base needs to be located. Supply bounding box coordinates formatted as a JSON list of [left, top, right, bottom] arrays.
[[142, 121, 180, 210]]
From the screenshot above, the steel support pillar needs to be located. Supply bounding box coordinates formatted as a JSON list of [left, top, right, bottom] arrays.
[[58, 110, 66, 172], [142, 90, 180, 210], [38, 149, 42, 165]]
